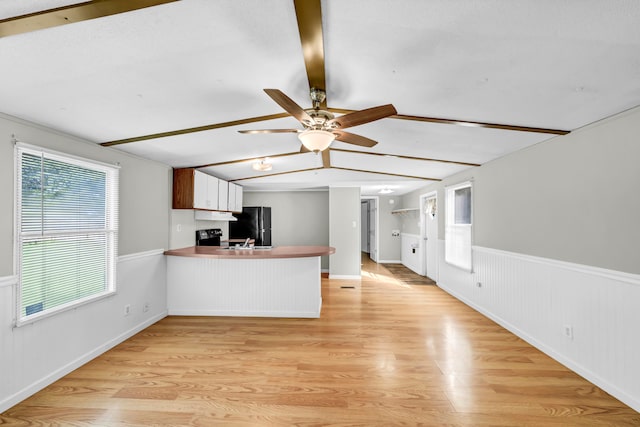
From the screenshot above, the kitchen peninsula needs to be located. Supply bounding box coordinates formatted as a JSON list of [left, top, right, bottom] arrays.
[[164, 245, 335, 318]]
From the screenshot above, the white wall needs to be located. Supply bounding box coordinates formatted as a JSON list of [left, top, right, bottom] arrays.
[[242, 190, 330, 270], [399, 106, 640, 411], [0, 114, 171, 412], [329, 187, 361, 278], [169, 209, 230, 250]]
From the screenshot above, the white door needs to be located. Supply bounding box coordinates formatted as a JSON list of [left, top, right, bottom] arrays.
[[423, 196, 437, 280], [369, 200, 378, 262]]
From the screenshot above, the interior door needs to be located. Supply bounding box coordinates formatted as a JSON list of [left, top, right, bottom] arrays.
[[423, 197, 437, 280]]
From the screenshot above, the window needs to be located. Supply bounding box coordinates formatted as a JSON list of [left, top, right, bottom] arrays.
[[15, 144, 119, 325], [445, 181, 472, 271]]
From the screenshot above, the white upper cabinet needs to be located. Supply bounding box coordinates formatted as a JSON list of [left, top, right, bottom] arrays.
[[218, 179, 229, 211], [228, 182, 243, 213], [228, 182, 237, 213], [235, 184, 243, 213], [193, 170, 219, 210], [193, 170, 209, 209], [207, 175, 219, 210]]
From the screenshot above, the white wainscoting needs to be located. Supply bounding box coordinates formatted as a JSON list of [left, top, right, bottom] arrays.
[[0, 249, 168, 413], [400, 233, 421, 274], [436, 240, 640, 412], [167, 256, 322, 318]]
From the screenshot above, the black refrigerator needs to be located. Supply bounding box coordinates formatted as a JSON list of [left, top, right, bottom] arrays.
[[229, 206, 272, 246]]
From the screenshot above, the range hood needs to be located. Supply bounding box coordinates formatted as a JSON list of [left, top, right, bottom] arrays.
[[194, 211, 237, 221]]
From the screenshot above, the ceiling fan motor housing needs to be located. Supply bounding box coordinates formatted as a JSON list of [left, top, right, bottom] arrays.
[[303, 108, 336, 130]]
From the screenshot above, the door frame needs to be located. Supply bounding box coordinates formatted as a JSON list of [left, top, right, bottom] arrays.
[[360, 196, 379, 263], [419, 191, 438, 280]]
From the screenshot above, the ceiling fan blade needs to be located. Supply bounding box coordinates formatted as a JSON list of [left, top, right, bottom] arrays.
[[238, 129, 300, 134], [293, 0, 327, 108], [322, 149, 331, 168], [264, 89, 314, 125], [333, 131, 378, 148], [328, 104, 397, 129]]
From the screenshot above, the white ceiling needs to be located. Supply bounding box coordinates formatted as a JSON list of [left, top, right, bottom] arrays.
[[1, 0, 639, 195]]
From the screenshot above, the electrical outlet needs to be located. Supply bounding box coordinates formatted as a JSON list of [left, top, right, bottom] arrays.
[[476, 282, 482, 288], [124, 304, 131, 316], [564, 324, 573, 340], [143, 302, 150, 313]]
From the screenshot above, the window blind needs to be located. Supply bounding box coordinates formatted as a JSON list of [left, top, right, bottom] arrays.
[[16, 145, 118, 325]]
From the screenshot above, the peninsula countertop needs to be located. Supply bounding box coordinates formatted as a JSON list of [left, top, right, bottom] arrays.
[[164, 245, 335, 259]]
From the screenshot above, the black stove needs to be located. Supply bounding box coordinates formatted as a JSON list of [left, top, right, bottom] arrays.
[[195, 228, 222, 246]]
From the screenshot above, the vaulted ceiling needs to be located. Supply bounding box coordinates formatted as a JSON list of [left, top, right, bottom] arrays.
[[2, 0, 639, 195]]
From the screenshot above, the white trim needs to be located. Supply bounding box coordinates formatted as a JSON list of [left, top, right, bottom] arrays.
[[474, 246, 640, 286], [437, 280, 640, 413], [361, 196, 380, 263], [0, 275, 17, 289], [378, 260, 402, 264], [169, 308, 320, 318], [329, 274, 362, 280], [118, 249, 165, 263], [419, 191, 438, 278], [15, 141, 121, 170], [0, 311, 167, 413]]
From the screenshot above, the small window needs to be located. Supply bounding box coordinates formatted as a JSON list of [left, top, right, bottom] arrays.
[[454, 186, 471, 224], [15, 144, 119, 325], [445, 181, 472, 271]]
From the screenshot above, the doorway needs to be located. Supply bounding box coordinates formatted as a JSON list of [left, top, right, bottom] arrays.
[[419, 192, 438, 281], [360, 197, 379, 263]]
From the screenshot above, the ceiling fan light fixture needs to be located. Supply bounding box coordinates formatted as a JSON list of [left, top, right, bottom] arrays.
[[298, 129, 335, 153], [252, 158, 272, 172], [379, 187, 394, 194]]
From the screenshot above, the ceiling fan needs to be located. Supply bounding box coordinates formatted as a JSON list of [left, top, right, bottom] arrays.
[[239, 88, 397, 167]]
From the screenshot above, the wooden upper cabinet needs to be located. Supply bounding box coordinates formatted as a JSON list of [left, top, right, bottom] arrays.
[[173, 168, 197, 209], [173, 168, 241, 212]]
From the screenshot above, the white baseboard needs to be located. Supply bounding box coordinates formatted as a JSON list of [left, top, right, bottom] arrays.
[[0, 311, 167, 413], [378, 260, 402, 264], [329, 274, 362, 280]]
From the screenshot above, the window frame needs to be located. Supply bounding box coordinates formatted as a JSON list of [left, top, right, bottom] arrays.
[[445, 180, 473, 272], [14, 142, 119, 326]]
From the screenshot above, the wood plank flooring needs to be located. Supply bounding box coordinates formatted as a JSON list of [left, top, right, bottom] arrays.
[[2, 255, 638, 426], [382, 263, 436, 286]]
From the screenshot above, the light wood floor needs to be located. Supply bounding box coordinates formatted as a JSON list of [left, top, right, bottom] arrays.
[[2, 256, 638, 426]]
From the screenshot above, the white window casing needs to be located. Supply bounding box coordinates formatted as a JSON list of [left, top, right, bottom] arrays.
[[445, 180, 473, 272], [15, 142, 119, 326]]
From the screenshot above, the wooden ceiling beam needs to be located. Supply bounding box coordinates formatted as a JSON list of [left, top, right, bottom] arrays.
[[328, 108, 569, 135], [230, 167, 324, 182], [192, 151, 303, 169], [332, 167, 440, 181], [330, 148, 481, 167], [100, 113, 290, 146], [0, 0, 178, 37]]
